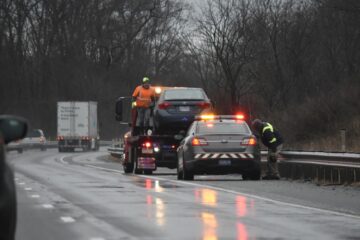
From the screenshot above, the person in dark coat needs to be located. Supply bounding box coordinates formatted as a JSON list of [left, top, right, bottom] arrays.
[[251, 119, 284, 180]]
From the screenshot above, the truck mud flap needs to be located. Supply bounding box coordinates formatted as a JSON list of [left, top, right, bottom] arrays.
[[137, 157, 156, 170]]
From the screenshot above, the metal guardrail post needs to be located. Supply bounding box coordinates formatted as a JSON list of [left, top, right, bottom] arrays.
[[340, 129, 346, 152]]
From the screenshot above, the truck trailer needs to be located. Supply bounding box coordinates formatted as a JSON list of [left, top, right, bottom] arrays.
[[57, 101, 99, 152]]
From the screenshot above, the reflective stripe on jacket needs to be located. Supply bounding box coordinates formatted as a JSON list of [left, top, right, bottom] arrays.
[[262, 123, 277, 143], [261, 122, 283, 150]]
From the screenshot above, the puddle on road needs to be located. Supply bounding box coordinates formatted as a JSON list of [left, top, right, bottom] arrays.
[[78, 184, 124, 189], [133, 178, 182, 191]]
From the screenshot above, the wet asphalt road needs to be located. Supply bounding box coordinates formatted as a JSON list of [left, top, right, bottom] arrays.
[[7, 148, 360, 240]]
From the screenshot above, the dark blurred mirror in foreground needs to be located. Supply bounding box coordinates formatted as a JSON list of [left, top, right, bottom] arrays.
[[0, 115, 28, 144]]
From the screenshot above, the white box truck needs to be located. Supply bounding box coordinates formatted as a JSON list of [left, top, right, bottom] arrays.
[[57, 101, 99, 152]]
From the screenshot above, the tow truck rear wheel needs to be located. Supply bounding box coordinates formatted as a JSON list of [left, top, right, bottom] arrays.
[[123, 162, 134, 173], [132, 149, 143, 174], [124, 147, 135, 173], [134, 161, 142, 174]]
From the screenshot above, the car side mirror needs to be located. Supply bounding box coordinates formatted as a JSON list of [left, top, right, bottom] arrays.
[[174, 134, 184, 141], [0, 115, 28, 144]]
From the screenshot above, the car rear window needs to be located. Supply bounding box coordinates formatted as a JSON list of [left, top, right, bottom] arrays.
[[164, 89, 205, 100], [198, 122, 250, 135], [27, 130, 42, 137]]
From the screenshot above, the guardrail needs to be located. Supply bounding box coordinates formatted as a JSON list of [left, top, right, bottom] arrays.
[[7, 140, 113, 152], [107, 148, 360, 184], [108, 147, 124, 158]]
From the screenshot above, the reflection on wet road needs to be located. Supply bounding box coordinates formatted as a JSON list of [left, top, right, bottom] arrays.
[[11, 150, 360, 240]]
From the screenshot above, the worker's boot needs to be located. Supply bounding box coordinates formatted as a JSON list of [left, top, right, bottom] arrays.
[[264, 152, 280, 180]]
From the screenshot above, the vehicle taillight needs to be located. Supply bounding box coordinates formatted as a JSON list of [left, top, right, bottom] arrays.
[[158, 102, 172, 109], [197, 101, 211, 109], [142, 141, 152, 148], [57, 136, 64, 141], [191, 137, 208, 146], [241, 137, 256, 146]]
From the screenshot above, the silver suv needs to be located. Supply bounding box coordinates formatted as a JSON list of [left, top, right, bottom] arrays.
[[21, 129, 47, 151]]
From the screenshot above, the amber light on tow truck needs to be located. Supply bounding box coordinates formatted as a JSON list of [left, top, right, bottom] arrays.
[[155, 87, 162, 94]]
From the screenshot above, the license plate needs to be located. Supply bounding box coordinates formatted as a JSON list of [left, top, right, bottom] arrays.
[[142, 148, 153, 154], [179, 106, 190, 112], [219, 160, 231, 166]]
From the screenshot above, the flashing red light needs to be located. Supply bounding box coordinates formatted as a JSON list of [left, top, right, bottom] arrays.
[[142, 141, 152, 148], [158, 102, 171, 109], [191, 137, 208, 146], [235, 114, 245, 120], [241, 137, 256, 146], [197, 101, 211, 109]]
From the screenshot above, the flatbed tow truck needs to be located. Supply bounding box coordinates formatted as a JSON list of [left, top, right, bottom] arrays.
[[115, 87, 184, 174]]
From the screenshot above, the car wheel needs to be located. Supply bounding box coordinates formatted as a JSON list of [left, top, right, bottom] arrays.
[[182, 158, 194, 181], [177, 156, 183, 180], [243, 170, 261, 180]]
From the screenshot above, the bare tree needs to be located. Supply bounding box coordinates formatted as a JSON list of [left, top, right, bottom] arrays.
[[193, 0, 256, 113]]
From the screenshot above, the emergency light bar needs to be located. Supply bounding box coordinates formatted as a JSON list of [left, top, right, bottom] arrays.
[[195, 114, 246, 121]]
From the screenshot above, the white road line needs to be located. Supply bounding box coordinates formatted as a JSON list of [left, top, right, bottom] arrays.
[[18, 182, 26, 185], [60, 217, 75, 223], [24, 187, 32, 191], [85, 164, 360, 219], [90, 238, 105, 240], [42, 204, 54, 209], [59, 155, 69, 165], [31, 194, 40, 198]]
